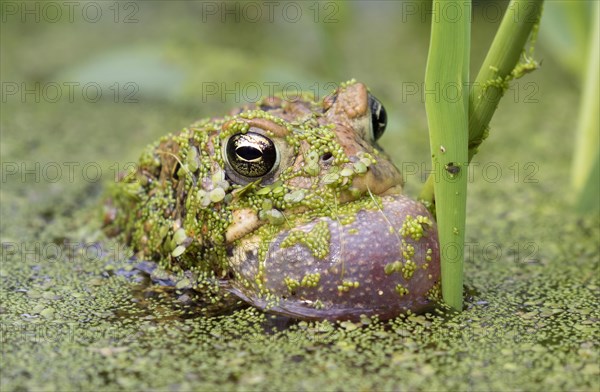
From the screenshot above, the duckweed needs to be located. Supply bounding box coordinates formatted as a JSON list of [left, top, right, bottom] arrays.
[[2, 31, 597, 391]]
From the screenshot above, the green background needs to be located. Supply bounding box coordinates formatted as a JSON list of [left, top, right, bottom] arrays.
[[1, 1, 598, 390]]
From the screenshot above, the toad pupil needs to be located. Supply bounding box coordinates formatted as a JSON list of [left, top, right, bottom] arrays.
[[104, 79, 441, 321]]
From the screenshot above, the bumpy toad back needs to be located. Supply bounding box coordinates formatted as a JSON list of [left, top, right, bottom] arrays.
[[104, 80, 440, 320]]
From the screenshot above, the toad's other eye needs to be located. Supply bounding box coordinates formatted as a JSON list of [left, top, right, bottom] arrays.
[[368, 94, 387, 141], [225, 132, 278, 179]]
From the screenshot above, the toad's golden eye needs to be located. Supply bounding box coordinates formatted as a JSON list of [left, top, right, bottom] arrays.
[[225, 132, 278, 179], [368, 94, 387, 141]]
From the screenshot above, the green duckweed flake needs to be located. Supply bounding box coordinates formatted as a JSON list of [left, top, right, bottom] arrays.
[[280, 220, 331, 259], [402, 260, 417, 280], [284, 273, 321, 292], [384, 258, 417, 281], [173, 228, 187, 245], [312, 299, 325, 309], [283, 189, 305, 204], [337, 280, 360, 293], [400, 215, 433, 241], [402, 242, 415, 260], [384, 260, 402, 275], [283, 277, 300, 292], [395, 283, 409, 297], [300, 272, 321, 288]]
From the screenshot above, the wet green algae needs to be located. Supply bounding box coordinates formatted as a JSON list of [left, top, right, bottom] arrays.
[[1, 96, 599, 391]]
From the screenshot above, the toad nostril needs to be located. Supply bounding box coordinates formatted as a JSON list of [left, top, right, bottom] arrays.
[[320, 152, 333, 163]]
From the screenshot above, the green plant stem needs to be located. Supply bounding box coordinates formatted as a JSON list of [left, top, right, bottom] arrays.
[[572, 1, 599, 210], [420, 0, 544, 207], [424, 0, 471, 311]]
